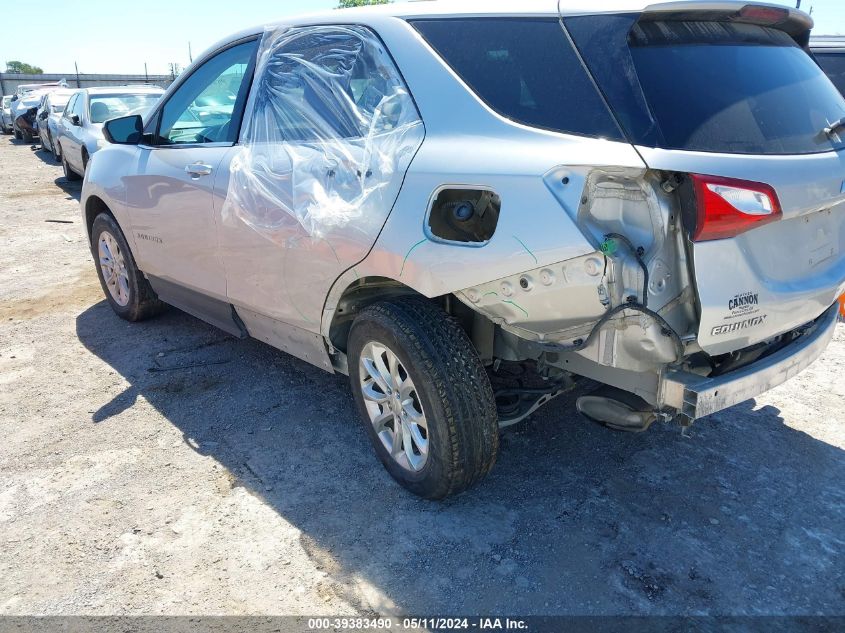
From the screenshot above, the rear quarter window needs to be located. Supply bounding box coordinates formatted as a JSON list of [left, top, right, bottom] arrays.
[[410, 18, 624, 141]]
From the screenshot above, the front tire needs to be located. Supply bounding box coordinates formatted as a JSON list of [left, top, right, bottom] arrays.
[[348, 298, 499, 499], [90, 213, 165, 321]]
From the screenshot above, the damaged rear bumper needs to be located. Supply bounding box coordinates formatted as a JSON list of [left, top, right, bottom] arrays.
[[659, 303, 840, 423]]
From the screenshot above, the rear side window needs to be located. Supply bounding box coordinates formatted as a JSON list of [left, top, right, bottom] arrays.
[[815, 52, 845, 96], [565, 15, 845, 155], [411, 19, 624, 141]]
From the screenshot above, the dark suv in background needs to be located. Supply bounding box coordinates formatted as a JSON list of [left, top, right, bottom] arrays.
[[812, 36, 845, 95]]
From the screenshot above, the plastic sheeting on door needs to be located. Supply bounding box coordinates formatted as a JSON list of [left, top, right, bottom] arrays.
[[223, 24, 424, 240]]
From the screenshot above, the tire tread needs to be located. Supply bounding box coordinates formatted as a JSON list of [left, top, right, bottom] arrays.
[[352, 297, 498, 498]]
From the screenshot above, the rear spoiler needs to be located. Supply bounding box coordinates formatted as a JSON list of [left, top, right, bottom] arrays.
[[640, 2, 813, 44]]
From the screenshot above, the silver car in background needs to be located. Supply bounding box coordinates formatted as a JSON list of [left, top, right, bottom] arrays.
[[81, 1, 845, 498], [1, 96, 12, 134], [56, 85, 164, 180], [36, 89, 75, 160]]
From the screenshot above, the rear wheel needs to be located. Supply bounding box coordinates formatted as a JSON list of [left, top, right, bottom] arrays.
[[51, 133, 60, 161], [13, 128, 21, 140], [348, 297, 499, 499], [61, 148, 80, 181], [90, 213, 165, 321]]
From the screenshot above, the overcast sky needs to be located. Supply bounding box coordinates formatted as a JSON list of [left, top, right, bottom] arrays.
[[2, 0, 844, 76]]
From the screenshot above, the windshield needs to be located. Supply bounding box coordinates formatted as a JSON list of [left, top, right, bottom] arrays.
[[88, 93, 162, 123], [565, 17, 845, 155]]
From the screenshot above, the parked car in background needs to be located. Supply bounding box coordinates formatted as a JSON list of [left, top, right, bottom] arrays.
[[1, 96, 12, 134], [57, 86, 164, 180], [11, 90, 49, 142], [812, 36, 845, 96], [13, 80, 67, 99], [36, 89, 75, 160], [82, 1, 845, 498]]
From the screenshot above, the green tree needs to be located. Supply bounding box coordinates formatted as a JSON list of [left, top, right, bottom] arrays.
[[5, 61, 44, 74], [337, 0, 389, 8]]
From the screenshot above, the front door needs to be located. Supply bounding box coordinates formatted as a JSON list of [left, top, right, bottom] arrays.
[[123, 39, 258, 299]]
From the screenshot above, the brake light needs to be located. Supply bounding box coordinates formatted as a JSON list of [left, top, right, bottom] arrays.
[[689, 174, 782, 241], [738, 5, 790, 26]]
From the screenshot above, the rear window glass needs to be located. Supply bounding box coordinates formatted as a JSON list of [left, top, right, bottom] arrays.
[[565, 16, 845, 155], [411, 18, 623, 141], [815, 52, 845, 96]]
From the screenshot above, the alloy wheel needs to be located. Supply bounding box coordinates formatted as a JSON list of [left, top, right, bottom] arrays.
[[98, 231, 130, 306], [359, 341, 429, 472]]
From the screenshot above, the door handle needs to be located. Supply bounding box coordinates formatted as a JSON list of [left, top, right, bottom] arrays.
[[185, 162, 213, 177]]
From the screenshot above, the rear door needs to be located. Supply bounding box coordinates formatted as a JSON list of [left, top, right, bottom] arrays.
[[123, 39, 257, 299], [565, 6, 845, 355], [216, 25, 424, 331], [62, 93, 86, 171]]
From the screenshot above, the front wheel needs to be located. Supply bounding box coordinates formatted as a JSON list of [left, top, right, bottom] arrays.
[[90, 213, 165, 321], [348, 298, 499, 499]]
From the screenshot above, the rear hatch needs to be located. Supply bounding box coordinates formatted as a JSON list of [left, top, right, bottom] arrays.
[[564, 3, 845, 355]]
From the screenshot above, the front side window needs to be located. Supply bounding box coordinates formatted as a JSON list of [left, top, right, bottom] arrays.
[[89, 94, 161, 124], [411, 18, 623, 140], [70, 94, 85, 120], [157, 40, 257, 145], [62, 95, 77, 119]]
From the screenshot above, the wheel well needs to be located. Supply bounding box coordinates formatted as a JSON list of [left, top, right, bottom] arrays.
[[85, 196, 114, 244], [328, 277, 427, 353], [327, 276, 494, 362]]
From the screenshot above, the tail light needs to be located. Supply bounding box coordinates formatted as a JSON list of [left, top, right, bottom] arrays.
[[689, 174, 782, 242]]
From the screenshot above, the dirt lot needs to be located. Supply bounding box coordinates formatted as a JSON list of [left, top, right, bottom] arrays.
[[0, 135, 844, 617]]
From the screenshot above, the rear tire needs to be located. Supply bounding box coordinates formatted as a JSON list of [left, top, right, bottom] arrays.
[[14, 128, 21, 140], [61, 149, 81, 181], [90, 213, 165, 322], [348, 297, 499, 499]]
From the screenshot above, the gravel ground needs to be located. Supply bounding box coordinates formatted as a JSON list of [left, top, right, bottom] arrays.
[[0, 136, 844, 617]]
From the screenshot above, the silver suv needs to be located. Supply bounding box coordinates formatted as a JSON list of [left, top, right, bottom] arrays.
[[81, 1, 845, 498]]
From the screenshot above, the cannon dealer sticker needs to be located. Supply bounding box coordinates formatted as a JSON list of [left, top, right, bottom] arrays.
[[711, 290, 768, 336]]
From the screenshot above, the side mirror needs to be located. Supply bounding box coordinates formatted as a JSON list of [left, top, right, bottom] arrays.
[[71, 114, 81, 126], [103, 114, 144, 145]]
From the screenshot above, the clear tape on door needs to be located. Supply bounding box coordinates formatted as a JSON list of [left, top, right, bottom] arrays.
[[222, 24, 424, 241]]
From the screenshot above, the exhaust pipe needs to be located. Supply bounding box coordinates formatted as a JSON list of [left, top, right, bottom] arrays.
[[576, 387, 656, 433]]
